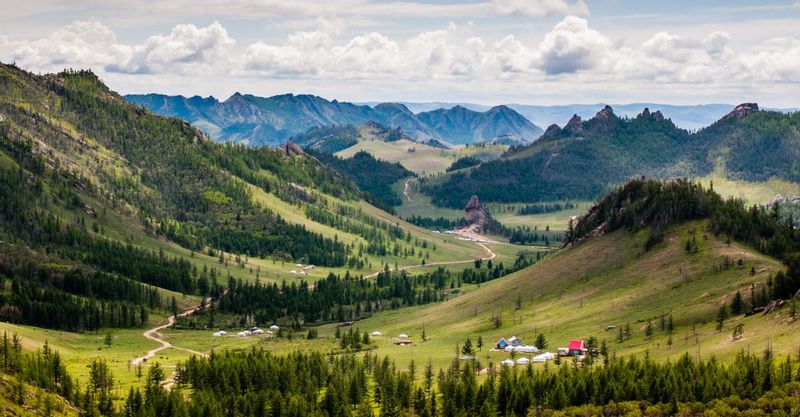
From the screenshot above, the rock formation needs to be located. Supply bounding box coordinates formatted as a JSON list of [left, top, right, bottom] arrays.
[[464, 195, 491, 233], [564, 114, 583, 134], [722, 103, 759, 121]]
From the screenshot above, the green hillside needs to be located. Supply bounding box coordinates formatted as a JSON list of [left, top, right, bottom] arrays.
[[421, 104, 800, 208], [237, 179, 800, 371]]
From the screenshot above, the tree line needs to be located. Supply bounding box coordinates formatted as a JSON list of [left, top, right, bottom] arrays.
[[211, 255, 533, 327]]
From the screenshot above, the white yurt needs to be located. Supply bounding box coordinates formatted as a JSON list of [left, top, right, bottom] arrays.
[[515, 357, 530, 365], [517, 345, 539, 353], [371, 331, 382, 337], [501, 359, 515, 367], [398, 333, 409, 339]]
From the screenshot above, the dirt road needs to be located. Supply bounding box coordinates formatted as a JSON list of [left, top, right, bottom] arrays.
[[132, 300, 210, 367], [363, 233, 496, 279]]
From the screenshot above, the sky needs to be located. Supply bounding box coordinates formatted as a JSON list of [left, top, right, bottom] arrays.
[[1, 0, 800, 106]]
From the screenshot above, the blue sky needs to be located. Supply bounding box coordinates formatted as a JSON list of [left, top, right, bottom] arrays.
[[1, 0, 799, 106]]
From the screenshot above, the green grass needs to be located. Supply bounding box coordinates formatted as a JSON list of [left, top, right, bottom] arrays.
[[695, 169, 799, 205], [241, 220, 792, 372], [487, 201, 593, 232], [336, 139, 508, 176], [393, 178, 465, 221]]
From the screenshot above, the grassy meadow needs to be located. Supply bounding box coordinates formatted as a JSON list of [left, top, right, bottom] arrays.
[[210, 220, 795, 373]]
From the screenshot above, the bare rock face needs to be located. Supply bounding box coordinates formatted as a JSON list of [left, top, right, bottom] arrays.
[[722, 103, 759, 121], [541, 123, 563, 140], [278, 141, 305, 157], [593, 105, 615, 122], [588, 105, 616, 133], [564, 114, 583, 134], [464, 195, 491, 233], [639, 107, 665, 122]]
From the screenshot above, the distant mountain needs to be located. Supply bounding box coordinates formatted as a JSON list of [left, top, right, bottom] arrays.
[[422, 103, 800, 208], [375, 101, 799, 131], [127, 92, 376, 146], [292, 121, 413, 154], [126, 94, 542, 147], [416, 105, 542, 146]]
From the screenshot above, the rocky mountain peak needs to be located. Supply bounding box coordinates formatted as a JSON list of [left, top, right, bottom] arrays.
[[588, 106, 616, 133], [722, 103, 759, 121], [564, 114, 583, 134], [639, 107, 665, 122], [594, 105, 615, 120], [541, 123, 563, 140]]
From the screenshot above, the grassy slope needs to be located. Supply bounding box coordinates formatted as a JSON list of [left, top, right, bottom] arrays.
[[697, 168, 800, 205], [216, 220, 795, 373], [1, 67, 496, 286], [336, 138, 508, 176], [0, 375, 79, 416]]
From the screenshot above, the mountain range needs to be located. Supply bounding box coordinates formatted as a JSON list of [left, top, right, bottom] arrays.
[[422, 103, 800, 208], [125, 93, 543, 147], [370, 102, 800, 131]]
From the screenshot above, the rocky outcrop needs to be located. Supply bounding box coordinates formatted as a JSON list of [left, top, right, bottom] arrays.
[[541, 124, 563, 140], [722, 103, 759, 121], [464, 195, 491, 233], [564, 114, 583, 134], [278, 141, 304, 157], [588, 106, 616, 133], [639, 107, 665, 122]]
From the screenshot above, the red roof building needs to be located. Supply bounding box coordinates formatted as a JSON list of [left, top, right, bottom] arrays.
[[568, 340, 585, 356]]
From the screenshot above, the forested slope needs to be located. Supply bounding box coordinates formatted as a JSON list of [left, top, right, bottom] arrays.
[[423, 104, 800, 208], [0, 63, 484, 332]]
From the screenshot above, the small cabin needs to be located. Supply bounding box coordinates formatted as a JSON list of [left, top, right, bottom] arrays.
[[394, 340, 412, 346], [508, 336, 523, 347], [495, 337, 509, 350], [568, 340, 586, 356]]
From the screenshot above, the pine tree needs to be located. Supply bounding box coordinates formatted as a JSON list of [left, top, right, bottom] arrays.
[[716, 304, 728, 331], [462, 338, 475, 357], [731, 291, 745, 315], [534, 333, 548, 350]]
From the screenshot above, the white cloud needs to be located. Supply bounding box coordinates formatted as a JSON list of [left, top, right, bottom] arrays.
[[10, 20, 233, 75], [5, 15, 800, 106], [11, 20, 121, 70], [535, 16, 610, 74], [492, 0, 589, 17]]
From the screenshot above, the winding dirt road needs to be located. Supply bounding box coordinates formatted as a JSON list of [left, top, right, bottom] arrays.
[[363, 236, 496, 279], [132, 300, 210, 367]]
